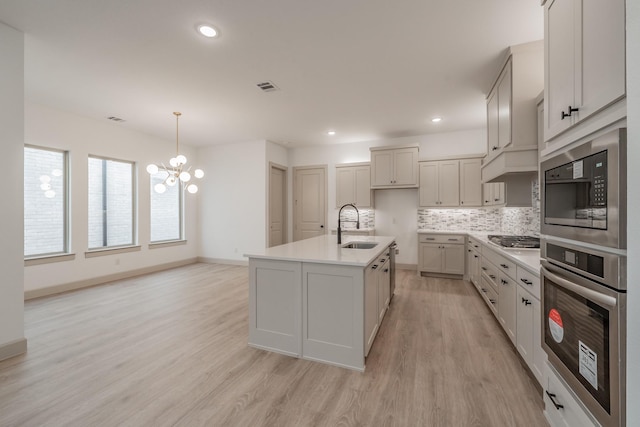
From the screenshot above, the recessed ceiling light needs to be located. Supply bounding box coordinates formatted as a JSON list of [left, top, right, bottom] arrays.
[[431, 117, 442, 123], [327, 131, 336, 136], [197, 24, 218, 38]]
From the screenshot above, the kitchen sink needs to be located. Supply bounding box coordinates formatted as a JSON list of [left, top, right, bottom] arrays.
[[341, 242, 378, 249]]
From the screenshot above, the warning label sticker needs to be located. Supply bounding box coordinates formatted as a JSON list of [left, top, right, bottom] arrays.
[[579, 340, 598, 390], [549, 308, 564, 343]]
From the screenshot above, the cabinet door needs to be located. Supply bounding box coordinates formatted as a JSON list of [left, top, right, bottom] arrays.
[[516, 286, 534, 366], [371, 150, 394, 186], [531, 296, 545, 385], [544, 0, 576, 140], [393, 148, 418, 186], [460, 159, 482, 207], [441, 244, 464, 275], [419, 162, 439, 207], [498, 274, 517, 345], [364, 262, 379, 356], [354, 166, 372, 207], [419, 243, 442, 273], [471, 251, 481, 287], [493, 182, 505, 205], [487, 89, 499, 156], [438, 161, 460, 207], [336, 167, 355, 208], [497, 61, 512, 150], [578, 0, 626, 121]]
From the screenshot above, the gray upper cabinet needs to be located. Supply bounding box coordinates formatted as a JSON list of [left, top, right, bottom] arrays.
[[543, 0, 626, 143], [370, 146, 419, 189], [336, 163, 372, 208]]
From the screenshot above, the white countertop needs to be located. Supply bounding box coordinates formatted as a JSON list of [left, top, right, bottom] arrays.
[[244, 234, 396, 267], [418, 229, 541, 275]]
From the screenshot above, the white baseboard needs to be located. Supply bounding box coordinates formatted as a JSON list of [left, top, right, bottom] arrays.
[[197, 257, 249, 267], [24, 258, 198, 300], [0, 338, 27, 362]]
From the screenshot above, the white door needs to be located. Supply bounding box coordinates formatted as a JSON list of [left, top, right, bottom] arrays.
[[438, 160, 460, 207], [293, 166, 327, 241], [269, 164, 286, 247]]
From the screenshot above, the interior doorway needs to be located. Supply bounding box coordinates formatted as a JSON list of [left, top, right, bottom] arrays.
[[292, 165, 327, 241], [268, 163, 287, 247]]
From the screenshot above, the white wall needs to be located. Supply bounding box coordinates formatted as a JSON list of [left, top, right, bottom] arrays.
[[288, 129, 486, 265], [626, 0, 639, 424], [23, 103, 199, 293], [0, 22, 25, 350], [198, 140, 268, 262]]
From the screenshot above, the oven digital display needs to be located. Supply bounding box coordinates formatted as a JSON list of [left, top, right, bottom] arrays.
[[565, 251, 576, 265]]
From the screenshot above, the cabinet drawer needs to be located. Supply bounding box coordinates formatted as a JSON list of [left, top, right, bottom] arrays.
[[467, 237, 482, 254], [517, 266, 540, 300], [484, 248, 517, 280], [481, 258, 499, 293], [480, 276, 498, 317], [544, 363, 598, 427], [418, 234, 464, 244]]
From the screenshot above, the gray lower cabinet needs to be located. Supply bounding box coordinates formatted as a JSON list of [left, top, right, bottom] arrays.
[[248, 243, 393, 371], [418, 234, 465, 276]]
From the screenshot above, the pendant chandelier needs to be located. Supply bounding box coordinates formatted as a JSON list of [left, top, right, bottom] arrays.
[[146, 112, 204, 194]]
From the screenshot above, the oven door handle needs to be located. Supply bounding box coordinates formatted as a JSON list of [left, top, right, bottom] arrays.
[[541, 261, 617, 308]]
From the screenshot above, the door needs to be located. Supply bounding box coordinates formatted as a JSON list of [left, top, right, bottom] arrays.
[[438, 161, 460, 207], [497, 61, 512, 150], [393, 148, 418, 186], [293, 166, 327, 241], [269, 163, 287, 247], [336, 167, 355, 208], [460, 159, 482, 207], [419, 243, 442, 273], [441, 244, 464, 275], [419, 162, 439, 206], [371, 150, 393, 186]]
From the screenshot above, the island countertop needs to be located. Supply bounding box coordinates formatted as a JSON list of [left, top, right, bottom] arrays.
[[244, 234, 396, 267]]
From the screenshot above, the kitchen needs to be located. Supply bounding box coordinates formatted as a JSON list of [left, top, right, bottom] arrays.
[[1, 1, 640, 426]]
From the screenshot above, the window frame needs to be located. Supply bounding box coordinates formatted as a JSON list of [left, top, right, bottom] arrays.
[[24, 144, 70, 260], [149, 167, 185, 244], [87, 154, 137, 251]]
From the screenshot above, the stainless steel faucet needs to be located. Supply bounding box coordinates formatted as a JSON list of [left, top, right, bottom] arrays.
[[337, 203, 360, 244]]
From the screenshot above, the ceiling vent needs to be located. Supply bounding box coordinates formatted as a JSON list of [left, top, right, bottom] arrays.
[[256, 81, 279, 92], [107, 116, 126, 122]]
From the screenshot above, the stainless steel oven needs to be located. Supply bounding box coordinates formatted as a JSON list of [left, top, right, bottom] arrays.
[[541, 238, 626, 427], [541, 128, 626, 249]]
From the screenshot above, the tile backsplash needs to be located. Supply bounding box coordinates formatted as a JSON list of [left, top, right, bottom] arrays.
[[340, 208, 375, 229], [417, 179, 540, 236]]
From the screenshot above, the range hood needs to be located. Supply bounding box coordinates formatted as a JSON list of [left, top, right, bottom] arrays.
[[481, 145, 538, 183]]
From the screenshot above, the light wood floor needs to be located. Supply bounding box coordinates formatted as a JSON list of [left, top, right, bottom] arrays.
[[0, 264, 548, 427]]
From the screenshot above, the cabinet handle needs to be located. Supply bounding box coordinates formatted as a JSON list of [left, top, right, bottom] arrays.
[[501, 279, 508, 285], [448, 238, 459, 241], [561, 105, 580, 120], [474, 255, 479, 258], [522, 297, 532, 306], [489, 274, 496, 279], [489, 299, 497, 304], [481, 267, 487, 271], [383, 269, 389, 273], [372, 265, 378, 270], [481, 288, 488, 293], [546, 391, 564, 410], [474, 245, 479, 248], [494, 198, 499, 202], [426, 237, 436, 241], [520, 278, 533, 286], [492, 146, 498, 151], [468, 249, 472, 253], [500, 264, 509, 269]]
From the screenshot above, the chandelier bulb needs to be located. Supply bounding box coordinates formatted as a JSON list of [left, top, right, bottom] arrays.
[[194, 169, 204, 179], [176, 154, 187, 165], [179, 171, 191, 182], [187, 184, 198, 194], [154, 183, 167, 193], [146, 164, 159, 174]]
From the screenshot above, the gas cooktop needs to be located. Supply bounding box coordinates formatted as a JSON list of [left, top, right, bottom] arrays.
[[487, 235, 540, 249]]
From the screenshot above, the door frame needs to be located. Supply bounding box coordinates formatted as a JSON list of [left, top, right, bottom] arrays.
[[292, 164, 328, 242], [267, 162, 288, 247]]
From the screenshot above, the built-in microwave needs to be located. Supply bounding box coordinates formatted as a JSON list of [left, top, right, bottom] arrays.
[[541, 128, 626, 249]]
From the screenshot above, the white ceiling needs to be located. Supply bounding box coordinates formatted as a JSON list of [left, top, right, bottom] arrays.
[[0, 1, 543, 148]]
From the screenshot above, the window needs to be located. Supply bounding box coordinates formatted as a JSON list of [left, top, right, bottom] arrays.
[[150, 170, 183, 242], [24, 146, 68, 257], [88, 156, 135, 249]]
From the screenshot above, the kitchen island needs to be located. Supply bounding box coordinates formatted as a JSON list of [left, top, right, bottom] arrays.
[[245, 234, 396, 371]]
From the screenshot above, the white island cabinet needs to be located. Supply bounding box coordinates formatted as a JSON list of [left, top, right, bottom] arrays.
[[246, 234, 396, 372]]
